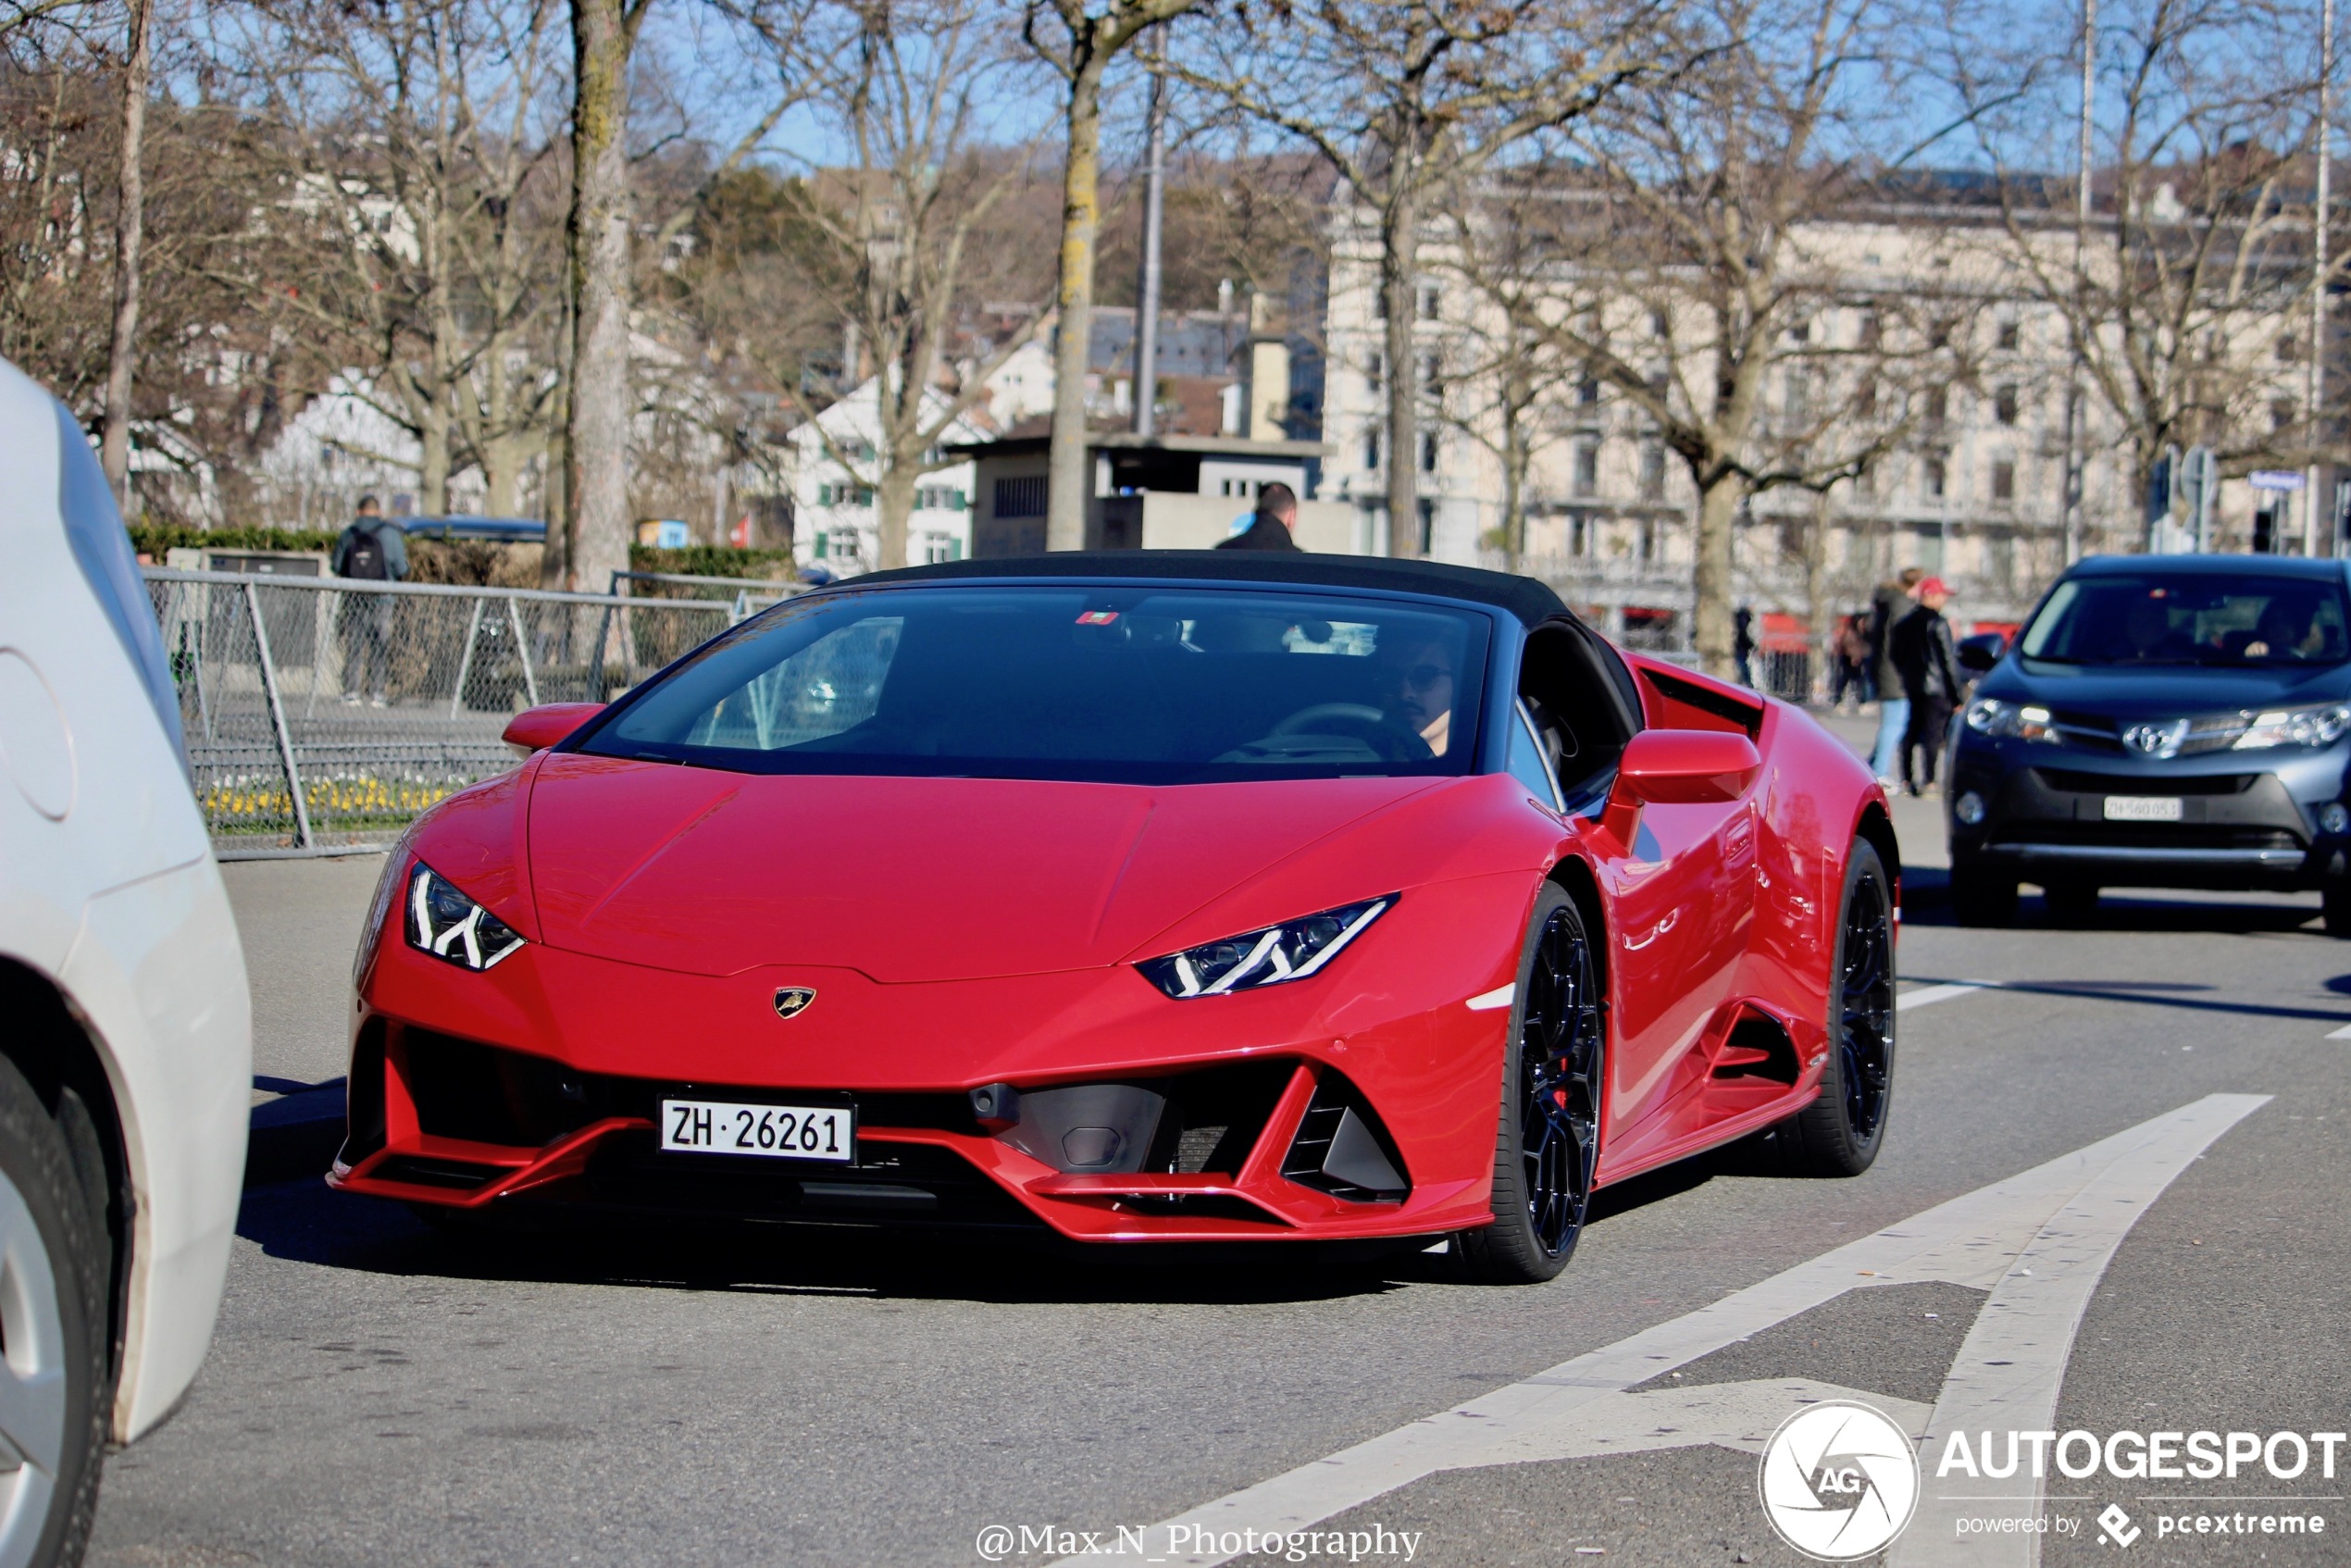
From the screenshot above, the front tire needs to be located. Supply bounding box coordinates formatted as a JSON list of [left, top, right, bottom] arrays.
[[1455, 885, 1606, 1286], [2043, 881, 2099, 924], [1948, 859, 2016, 927], [1768, 840, 1895, 1177], [2323, 879, 2351, 938], [0, 1058, 109, 1568]]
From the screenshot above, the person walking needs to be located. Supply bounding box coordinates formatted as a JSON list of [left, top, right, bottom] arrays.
[[1215, 481, 1304, 551], [332, 495, 407, 706], [1732, 604, 1757, 689], [1865, 567, 1922, 785], [1890, 577, 1961, 795], [1829, 614, 1870, 708]]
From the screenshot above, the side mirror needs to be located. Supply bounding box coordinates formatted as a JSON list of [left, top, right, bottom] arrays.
[[1615, 728, 1761, 805], [502, 703, 604, 755], [1598, 729, 1761, 852], [1957, 631, 2006, 673]]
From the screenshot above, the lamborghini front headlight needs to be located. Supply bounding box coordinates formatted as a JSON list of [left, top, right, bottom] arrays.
[[1137, 895, 1394, 999], [404, 863, 526, 971]]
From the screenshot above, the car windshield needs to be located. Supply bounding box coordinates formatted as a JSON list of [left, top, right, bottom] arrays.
[[2018, 574, 2351, 666], [579, 584, 1493, 784]]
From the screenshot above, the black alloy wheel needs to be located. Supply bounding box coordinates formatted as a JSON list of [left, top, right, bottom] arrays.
[[1456, 884, 1605, 1285], [1767, 840, 1895, 1176]]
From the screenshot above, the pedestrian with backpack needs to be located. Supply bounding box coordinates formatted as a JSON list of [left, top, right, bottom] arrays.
[[332, 496, 407, 706]]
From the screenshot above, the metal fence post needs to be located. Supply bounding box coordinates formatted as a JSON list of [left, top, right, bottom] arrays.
[[507, 594, 540, 708], [244, 579, 313, 850], [448, 597, 486, 720]]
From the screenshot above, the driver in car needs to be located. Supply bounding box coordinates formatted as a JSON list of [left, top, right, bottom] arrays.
[[1380, 635, 1458, 757]]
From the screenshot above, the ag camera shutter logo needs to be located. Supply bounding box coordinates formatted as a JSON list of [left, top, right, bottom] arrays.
[[1758, 1400, 1921, 1560]]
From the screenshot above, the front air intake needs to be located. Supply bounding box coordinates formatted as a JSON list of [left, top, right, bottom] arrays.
[[1281, 1072, 1410, 1202]]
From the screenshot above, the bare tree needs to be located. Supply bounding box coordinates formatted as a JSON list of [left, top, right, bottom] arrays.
[[1023, 0, 1198, 551], [1173, 0, 1668, 558], [98, 0, 146, 507], [1943, 0, 2328, 553], [1483, 0, 1976, 675], [218, 0, 571, 523], [702, 0, 1050, 567]]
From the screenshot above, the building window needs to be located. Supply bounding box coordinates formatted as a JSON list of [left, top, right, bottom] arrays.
[[1855, 379, 1877, 418], [1994, 384, 2020, 426], [2279, 334, 2306, 364], [1420, 431, 1439, 473], [1415, 497, 1434, 553], [1366, 352, 1383, 392], [1419, 351, 1441, 394], [994, 475, 1047, 518], [1858, 312, 1882, 349], [1219, 478, 1259, 497], [1639, 442, 1666, 501], [1574, 440, 1599, 498], [1997, 319, 2021, 351], [923, 536, 963, 564], [1924, 387, 1948, 427], [1648, 309, 1669, 339], [2273, 398, 2299, 433], [1992, 457, 2016, 503], [1784, 370, 1810, 424], [1419, 282, 1442, 318], [1363, 428, 1381, 470], [1570, 515, 1590, 555], [1923, 454, 1948, 499], [1577, 374, 1600, 405], [1854, 462, 1875, 499]]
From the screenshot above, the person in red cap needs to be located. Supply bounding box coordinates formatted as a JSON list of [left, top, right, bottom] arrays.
[[1889, 575, 1960, 795]]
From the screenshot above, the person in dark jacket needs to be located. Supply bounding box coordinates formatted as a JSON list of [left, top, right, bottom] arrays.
[[1865, 566, 1922, 783], [1890, 576, 1961, 795], [1732, 604, 1757, 689], [1215, 481, 1304, 551], [332, 496, 408, 706]]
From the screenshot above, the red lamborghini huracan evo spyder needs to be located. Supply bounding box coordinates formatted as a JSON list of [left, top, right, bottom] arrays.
[[332, 553, 1897, 1283]]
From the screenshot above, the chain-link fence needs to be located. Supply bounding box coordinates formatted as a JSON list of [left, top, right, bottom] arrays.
[[144, 568, 740, 857]]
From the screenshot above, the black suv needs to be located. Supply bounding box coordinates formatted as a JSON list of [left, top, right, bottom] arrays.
[[1946, 554, 2351, 930]]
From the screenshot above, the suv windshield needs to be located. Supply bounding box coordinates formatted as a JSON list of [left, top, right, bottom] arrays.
[[2019, 574, 2351, 666], [580, 584, 1493, 785]]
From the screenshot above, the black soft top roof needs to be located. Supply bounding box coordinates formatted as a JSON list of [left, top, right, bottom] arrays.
[[847, 551, 1574, 627]]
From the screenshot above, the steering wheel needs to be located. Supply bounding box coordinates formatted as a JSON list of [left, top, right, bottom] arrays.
[[1273, 703, 1385, 735]]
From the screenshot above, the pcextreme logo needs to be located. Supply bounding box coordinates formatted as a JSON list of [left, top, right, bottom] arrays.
[[1758, 1400, 1922, 1562]]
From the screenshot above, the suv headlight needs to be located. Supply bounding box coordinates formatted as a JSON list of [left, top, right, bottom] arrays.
[[1964, 698, 2056, 740], [2233, 703, 2351, 751], [1138, 895, 1393, 998], [404, 863, 526, 971]]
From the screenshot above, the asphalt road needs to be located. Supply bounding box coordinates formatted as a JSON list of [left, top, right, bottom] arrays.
[[88, 727, 2351, 1568]]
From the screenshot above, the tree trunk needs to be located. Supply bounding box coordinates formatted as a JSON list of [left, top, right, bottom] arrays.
[[1500, 400, 1527, 574], [1381, 188, 1420, 557], [877, 460, 917, 569], [1045, 57, 1107, 553], [100, 0, 151, 513], [1806, 491, 1832, 703], [419, 394, 451, 516], [1690, 475, 1740, 678], [566, 0, 638, 593]]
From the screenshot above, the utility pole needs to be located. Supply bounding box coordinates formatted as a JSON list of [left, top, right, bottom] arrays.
[[1131, 25, 1167, 437], [2309, 0, 2334, 554], [2062, 0, 2096, 562]]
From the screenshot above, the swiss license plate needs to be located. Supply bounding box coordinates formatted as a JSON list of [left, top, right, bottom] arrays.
[[2103, 795, 2184, 822], [660, 1099, 853, 1162]]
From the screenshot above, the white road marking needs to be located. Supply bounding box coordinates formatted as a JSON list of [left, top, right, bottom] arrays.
[[1465, 983, 1516, 1013], [1057, 1094, 2269, 1568], [1899, 982, 1987, 1013], [1890, 1093, 2270, 1566], [2326, 1021, 2351, 1039]]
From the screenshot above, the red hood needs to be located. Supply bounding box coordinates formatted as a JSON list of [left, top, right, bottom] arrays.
[[521, 755, 1440, 981]]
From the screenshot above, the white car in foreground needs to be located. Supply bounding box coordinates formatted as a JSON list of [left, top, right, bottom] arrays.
[[0, 359, 250, 1566]]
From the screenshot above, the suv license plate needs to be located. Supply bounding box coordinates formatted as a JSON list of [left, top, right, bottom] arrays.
[[660, 1099, 853, 1162], [2103, 796, 2183, 822]]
